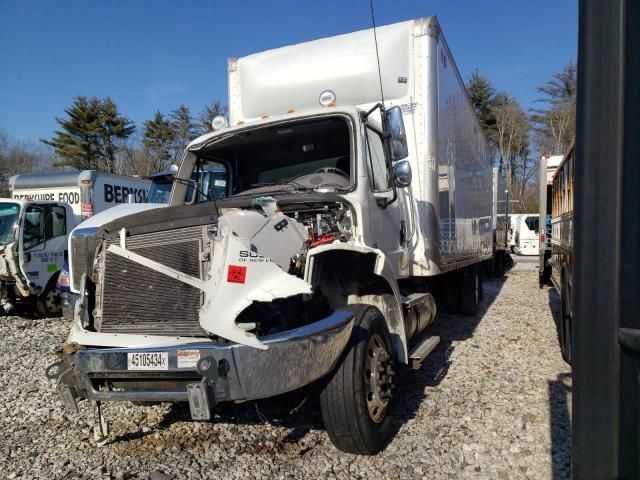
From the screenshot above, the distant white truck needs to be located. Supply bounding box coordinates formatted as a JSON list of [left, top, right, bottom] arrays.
[[513, 214, 540, 256], [0, 171, 150, 315], [507, 214, 523, 253], [538, 154, 563, 286]]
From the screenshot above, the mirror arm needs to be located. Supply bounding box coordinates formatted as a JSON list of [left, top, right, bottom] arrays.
[[363, 102, 384, 120]]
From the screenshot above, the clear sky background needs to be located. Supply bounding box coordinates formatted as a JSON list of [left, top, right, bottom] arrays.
[[0, 0, 577, 143]]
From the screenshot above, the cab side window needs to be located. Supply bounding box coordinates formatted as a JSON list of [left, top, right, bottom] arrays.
[[23, 205, 66, 250], [525, 216, 539, 234], [23, 206, 45, 250], [47, 206, 67, 239], [365, 127, 390, 192]]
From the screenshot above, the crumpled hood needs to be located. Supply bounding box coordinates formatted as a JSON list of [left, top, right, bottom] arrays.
[[75, 202, 165, 231]]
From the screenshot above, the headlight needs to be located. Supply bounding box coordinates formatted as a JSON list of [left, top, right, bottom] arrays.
[[69, 227, 99, 292], [57, 262, 71, 292]]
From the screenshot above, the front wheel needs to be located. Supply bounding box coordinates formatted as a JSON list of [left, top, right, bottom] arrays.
[[319, 304, 395, 454], [37, 280, 62, 317]]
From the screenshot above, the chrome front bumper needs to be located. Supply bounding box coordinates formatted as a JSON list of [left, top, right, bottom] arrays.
[[48, 310, 354, 417]]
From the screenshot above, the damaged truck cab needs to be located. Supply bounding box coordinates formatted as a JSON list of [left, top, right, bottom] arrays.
[[53, 105, 416, 454], [50, 17, 497, 454]]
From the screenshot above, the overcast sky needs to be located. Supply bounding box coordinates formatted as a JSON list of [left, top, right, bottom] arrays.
[[0, 0, 577, 142]]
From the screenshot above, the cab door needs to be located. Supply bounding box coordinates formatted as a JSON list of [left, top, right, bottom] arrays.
[[18, 203, 69, 294], [363, 125, 408, 277]]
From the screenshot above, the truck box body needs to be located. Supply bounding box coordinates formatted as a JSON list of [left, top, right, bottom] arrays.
[[0, 171, 150, 314], [228, 17, 494, 275], [538, 154, 563, 283], [9, 170, 150, 220], [492, 167, 509, 252]]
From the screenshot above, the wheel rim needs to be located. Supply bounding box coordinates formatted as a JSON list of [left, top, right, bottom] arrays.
[[45, 287, 62, 314], [364, 333, 394, 423]]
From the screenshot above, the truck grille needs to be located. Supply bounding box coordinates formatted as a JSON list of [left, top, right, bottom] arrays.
[[70, 227, 99, 292], [97, 226, 207, 336]]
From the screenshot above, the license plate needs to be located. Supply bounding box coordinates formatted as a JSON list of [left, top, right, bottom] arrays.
[[127, 352, 168, 371]]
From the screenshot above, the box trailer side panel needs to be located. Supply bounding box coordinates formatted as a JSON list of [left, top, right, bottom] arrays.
[[433, 29, 493, 268], [10, 171, 150, 219], [90, 173, 150, 214]]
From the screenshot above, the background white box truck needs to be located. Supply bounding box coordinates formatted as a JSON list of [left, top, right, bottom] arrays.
[[51, 17, 507, 453], [0, 170, 150, 315]]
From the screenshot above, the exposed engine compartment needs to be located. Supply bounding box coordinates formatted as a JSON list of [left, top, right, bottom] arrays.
[[228, 201, 353, 337], [83, 199, 354, 345], [286, 202, 352, 277]]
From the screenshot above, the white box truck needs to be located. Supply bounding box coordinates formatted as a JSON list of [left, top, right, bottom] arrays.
[[50, 17, 506, 453], [513, 214, 540, 256], [538, 154, 563, 286], [0, 170, 150, 315]]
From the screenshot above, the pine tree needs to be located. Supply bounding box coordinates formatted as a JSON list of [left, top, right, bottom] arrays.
[[466, 70, 498, 137], [42, 96, 134, 172], [530, 62, 576, 155], [170, 104, 198, 163], [198, 100, 228, 134], [143, 111, 175, 173], [537, 62, 576, 101]]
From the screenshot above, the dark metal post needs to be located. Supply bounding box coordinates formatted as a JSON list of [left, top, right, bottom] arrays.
[[573, 0, 640, 478]]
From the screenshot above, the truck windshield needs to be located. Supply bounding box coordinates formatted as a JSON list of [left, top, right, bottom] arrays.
[[148, 168, 229, 204], [148, 176, 173, 203], [0, 203, 20, 245], [187, 166, 228, 203], [195, 116, 351, 197]]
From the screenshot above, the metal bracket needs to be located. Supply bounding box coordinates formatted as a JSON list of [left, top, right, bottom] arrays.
[[59, 384, 78, 412], [93, 401, 109, 441], [187, 379, 213, 421]]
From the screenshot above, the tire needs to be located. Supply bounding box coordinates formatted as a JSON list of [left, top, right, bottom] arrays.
[[37, 276, 63, 317], [319, 304, 395, 455], [559, 271, 573, 365], [439, 272, 460, 314], [494, 251, 505, 277], [460, 265, 480, 316]]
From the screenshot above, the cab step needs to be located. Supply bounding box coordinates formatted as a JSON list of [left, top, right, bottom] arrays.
[[401, 292, 432, 309], [409, 335, 441, 370]]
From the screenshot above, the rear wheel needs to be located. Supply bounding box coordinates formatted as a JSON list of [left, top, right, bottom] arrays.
[[559, 271, 573, 364], [494, 251, 505, 277], [319, 304, 395, 454], [460, 265, 480, 316]]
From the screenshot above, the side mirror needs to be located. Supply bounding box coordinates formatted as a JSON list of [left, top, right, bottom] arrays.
[[393, 160, 412, 188], [185, 179, 199, 204], [384, 106, 409, 161]]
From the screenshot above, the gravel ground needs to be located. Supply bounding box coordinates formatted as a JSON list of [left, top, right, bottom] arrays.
[[0, 262, 571, 479]]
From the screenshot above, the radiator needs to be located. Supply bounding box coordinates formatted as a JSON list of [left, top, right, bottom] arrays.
[[97, 225, 207, 336]]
